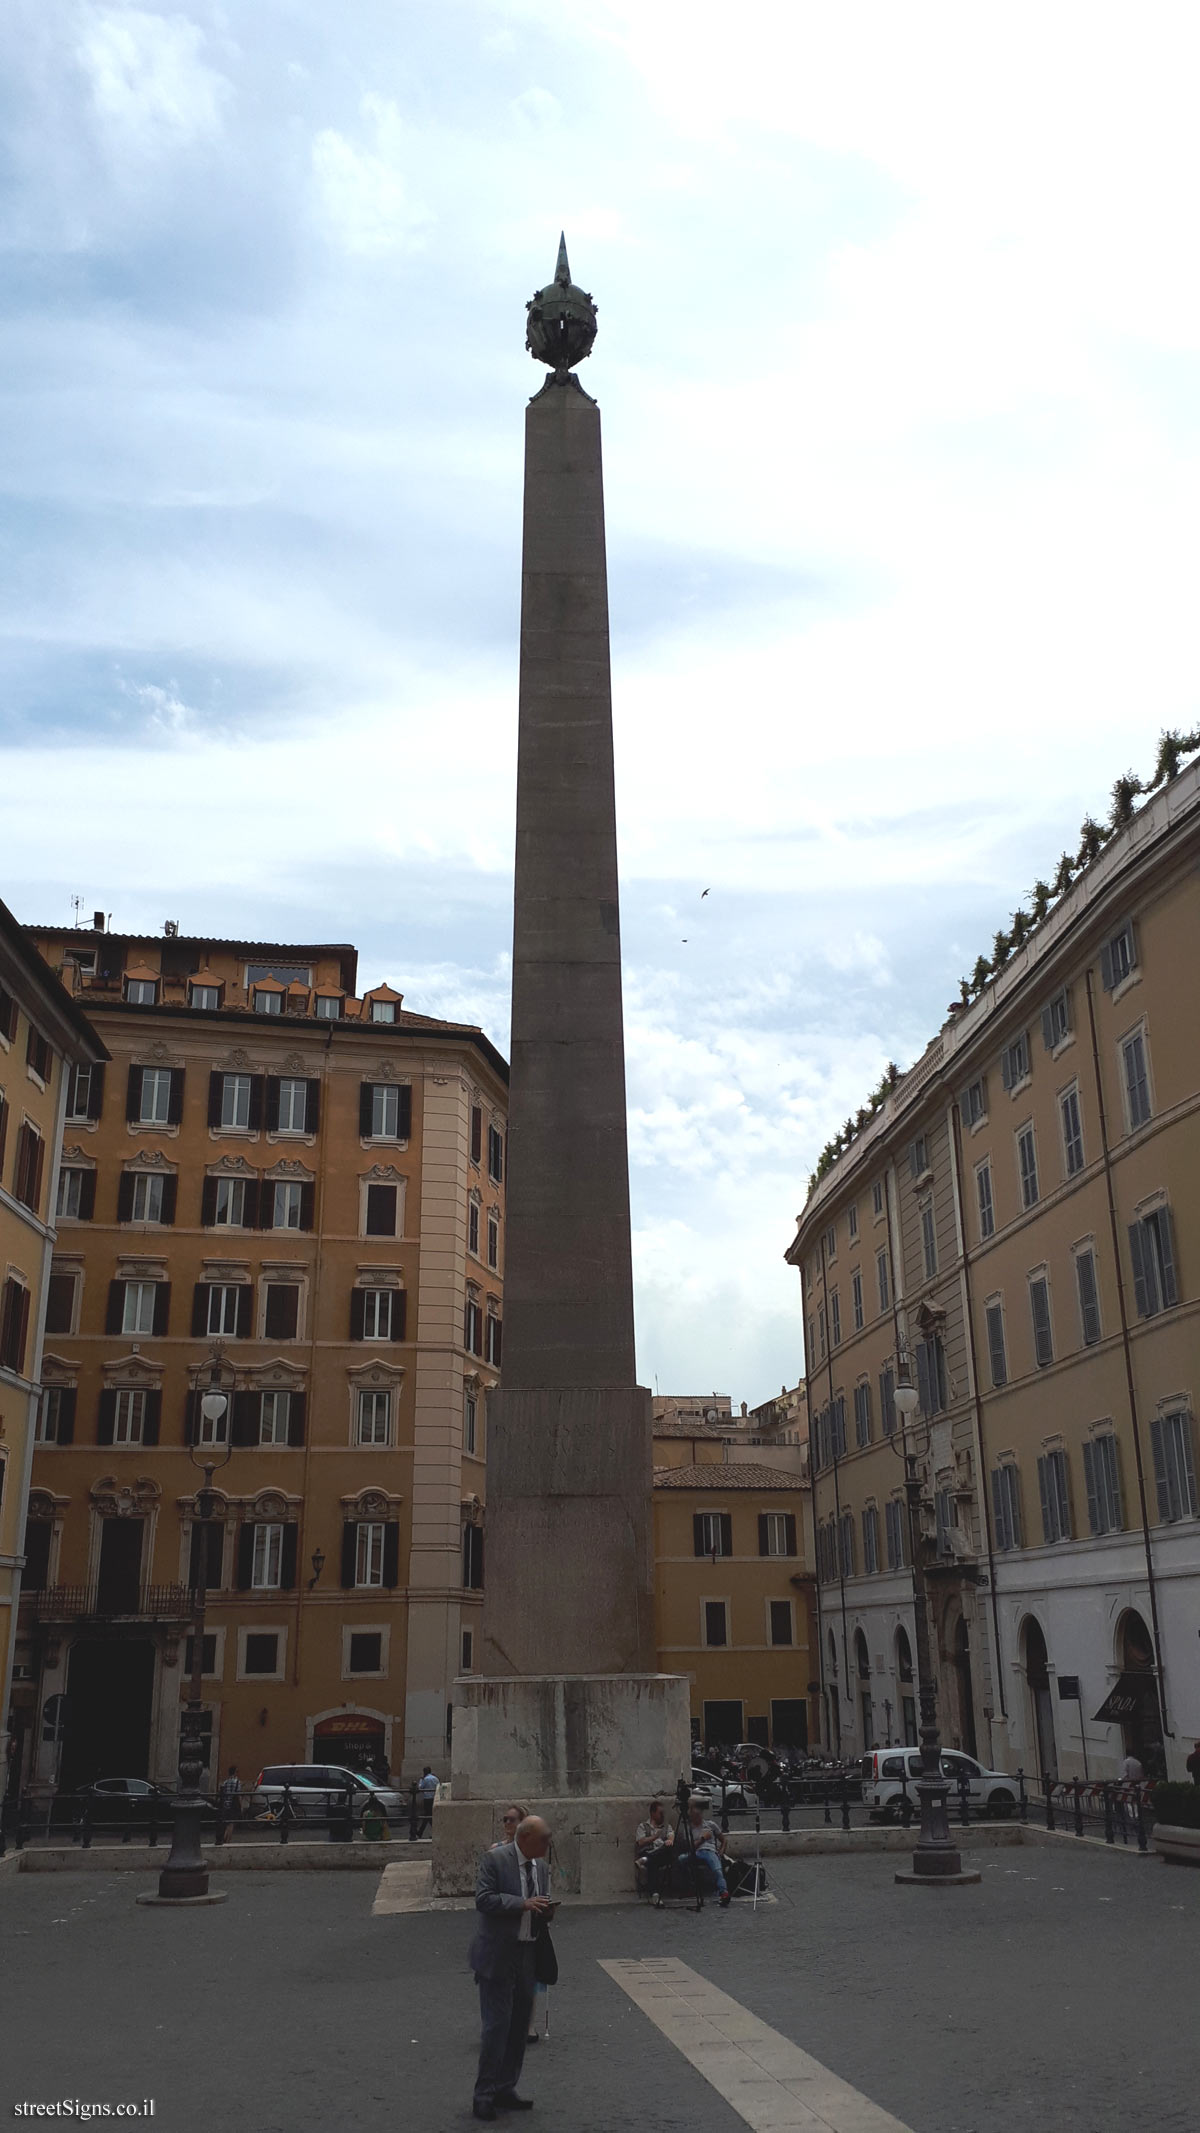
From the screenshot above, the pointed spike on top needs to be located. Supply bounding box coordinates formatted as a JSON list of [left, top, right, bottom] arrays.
[[555, 231, 570, 283]]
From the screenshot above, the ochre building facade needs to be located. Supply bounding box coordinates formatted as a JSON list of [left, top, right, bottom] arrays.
[[13, 923, 506, 1795]]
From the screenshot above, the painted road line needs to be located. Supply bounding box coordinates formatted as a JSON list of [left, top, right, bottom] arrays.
[[599, 1957, 916, 2133]]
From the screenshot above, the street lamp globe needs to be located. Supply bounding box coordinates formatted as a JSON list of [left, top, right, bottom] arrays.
[[200, 1390, 228, 1427], [893, 1382, 920, 1418]]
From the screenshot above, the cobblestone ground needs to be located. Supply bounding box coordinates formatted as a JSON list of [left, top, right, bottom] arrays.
[[1, 1840, 1195, 2133]]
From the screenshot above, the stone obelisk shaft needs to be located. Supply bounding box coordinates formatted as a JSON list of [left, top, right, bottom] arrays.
[[480, 374, 655, 1679]]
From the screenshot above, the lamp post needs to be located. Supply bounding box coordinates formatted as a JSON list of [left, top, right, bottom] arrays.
[[890, 1373, 979, 1888], [146, 1360, 231, 1904]]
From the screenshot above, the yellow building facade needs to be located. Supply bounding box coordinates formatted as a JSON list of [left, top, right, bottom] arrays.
[[12, 922, 506, 1795], [0, 899, 106, 1799], [653, 1428, 815, 1753], [788, 758, 1200, 1781]]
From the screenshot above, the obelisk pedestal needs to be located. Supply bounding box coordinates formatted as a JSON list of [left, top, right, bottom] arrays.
[[431, 245, 690, 1900]]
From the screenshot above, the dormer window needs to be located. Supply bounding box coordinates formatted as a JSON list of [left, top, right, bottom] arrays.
[[189, 983, 221, 1011], [370, 999, 396, 1024], [314, 994, 343, 1020], [125, 978, 158, 1005], [253, 986, 283, 1015]]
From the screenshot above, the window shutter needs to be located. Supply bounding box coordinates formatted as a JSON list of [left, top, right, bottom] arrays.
[[757, 1513, 769, 1557], [359, 1084, 374, 1137], [184, 1391, 197, 1446], [1127, 1222, 1150, 1318], [989, 1468, 1004, 1545], [236, 1525, 255, 1590], [784, 1512, 797, 1556], [279, 1526, 298, 1590], [264, 1077, 281, 1132], [152, 1283, 171, 1336], [191, 1284, 208, 1337], [1036, 1456, 1052, 1543], [243, 1177, 260, 1228], [349, 1289, 366, 1340], [1126, 921, 1139, 971], [0, 1096, 6, 1175], [341, 1522, 357, 1588], [207, 1073, 223, 1129], [719, 1512, 733, 1555], [1041, 1006, 1055, 1050], [56, 1387, 77, 1445], [1000, 1048, 1014, 1091], [87, 1064, 105, 1121], [247, 1076, 264, 1132], [257, 1180, 275, 1232], [692, 1514, 707, 1558], [1150, 1418, 1170, 1522], [117, 1172, 136, 1222], [97, 1390, 117, 1444], [78, 1169, 97, 1220], [1158, 1210, 1179, 1307], [393, 1290, 407, 1341], [287, 1393, 306, 1447], [1082, 1442, 1100, 1535], [470, 1105, 482, 1164], [160, 1174, 177, 1226], [398, 1085, 412, 1138], [167, 1068, 185, 1125], [106, 1281, 125, 1335], [142, 1392, 161, 1447], [382, 1524, 400, 1587], [126, 1066, 144, 1122], [200, 1176, 218, 1226], [1099, 940, 1114, 990], [473, 1302, 483, 1356], [299, 1183, 315, 1231], [915, 1341, 932, 1415], [188, 1521, 206, 1587], [304, 1079, 320, 1133], [231, 1393, 257, 1448], [31, 1134, 44, 1212], [236, 1285, 255, 1338]]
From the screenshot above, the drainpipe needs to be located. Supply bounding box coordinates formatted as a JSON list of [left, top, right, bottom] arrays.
[[817, 1233, 850, 1722], [946, 1096, 1006, 1724], [1083, 969, 1169, 1741], [798, 1285, 826, 1751]]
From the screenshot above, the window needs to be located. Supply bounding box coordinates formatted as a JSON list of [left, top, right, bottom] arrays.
[[915, 1336, 947, 1416], [36, 1386, 75, 1444], [356, 1521, 386, 1585], [468, 1199, 480, 1256], [357, 1389, 391, 1446], [935, 1489, 956, 1558], [1001, 1033, 1030, 1090], [348, 1631, 383, 1673], [470, 1105, 483, 1165], [704, 1600, 728, 1647], [125, 978, 157, 1005], [461, 1629, 474, 1672], [66, 1063, 102, 1121], [991, 1466, 1022, 1551], [1029, 1275, 1054, 1368], [184, 1634, 218, 1676], [130, 1172, 166, 1224], [1017, 1125, 1039, 1208], [13, 1125, 44, 1211], [862, 1506, 879, 1574], [212, 1176, 247, 1227], [139, 1066, 174, 1126], [1042, 989, 1071, 1050], [243, 1632, 280, 1675], [1100, 921, 1137, 991], [769, 1600, 793, 1647], [252, 1523, 284, 1588], [876, 1248, 890, 1313], [26, 1027, 51, 1080], [464, 1390, 477, 1456], [851, 1269, 863, 1330], [837, 1511, 855, 1578], [848, 1204, 858, 1240], [920, 1201, 937, 1280], [487, 1211, 499, 1269], [1037, 1448, 1071, 1543], [884, 1499, 906, 1570], [824, 1223, 836, 1259], [190, 984, 220, 1011], [259, 1391, 291, 1446], [487, 1125, 504, 1183], [253, 988, 283, 1015], [122, 1281, 158, 1336], [1150, 1411, 1198, 1523], [365, 1083, 410, 1140], [816, 1522, 835, 1583], [1075, 1248, 1102, 1346], [1129, 1208, 1178, 1318], [962, 1077, 987, 1128], [275, 1079, 310, 1133], [976, 1162, 995, 1240], [264, 1284, 300, 1340], [113, 1389, 147, 1445], [817, 1305, 826, 1359], [879, 1365, 896, 1438], [830, 1289, 841, 1346], [314, 993, 342, 1020], [207, 1284, 242, 1337], [1060, 1086, 1085, 1176], [909, 1135, 928, 1179], [693, 1511, 732, 1558], [221, 1075, 253, 1131], [365, 1184, 399, 1237], [1122, 1030, 1151, 1129], [1082, 1435, 1123, 1535], [830, 1395, 847, 1458], [462, 1524, 484, 1589], [872, 1180, 884, 1217], [362, 1289, 394, 1341], [854, 1381, 872, 1447], [0, 1278, 31, 1374], [56, 1167, 89, 1219], [758, 1512, 797, 1558], [464, 1295, 482, 1354], [267, 1180, 304, 1231], [485, 1310, 502, 1366], [985, 1300, 1007, 1387]]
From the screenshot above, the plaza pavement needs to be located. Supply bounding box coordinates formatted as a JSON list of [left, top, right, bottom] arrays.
[[0, 1842, 1194, 2133]]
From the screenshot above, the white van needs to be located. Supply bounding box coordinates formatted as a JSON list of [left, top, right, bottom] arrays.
[[861, 1747, 1019, 1820]]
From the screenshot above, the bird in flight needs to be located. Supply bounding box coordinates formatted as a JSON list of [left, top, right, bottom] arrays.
[[701, 888, 710, 898]]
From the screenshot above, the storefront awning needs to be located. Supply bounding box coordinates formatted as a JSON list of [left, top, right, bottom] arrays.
[[1092, 1672, 1159, 1724]]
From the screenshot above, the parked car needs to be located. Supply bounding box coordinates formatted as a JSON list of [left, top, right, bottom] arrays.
[[71, 1777, 177, 1827], [250, 1764, 405, 1823], [861, 1747, 1019, 1821], [689, 1767, 752, 1814]]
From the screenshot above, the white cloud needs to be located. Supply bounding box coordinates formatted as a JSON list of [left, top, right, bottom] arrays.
[[311, 95, 431, 256], [75, 4, 231, 156]]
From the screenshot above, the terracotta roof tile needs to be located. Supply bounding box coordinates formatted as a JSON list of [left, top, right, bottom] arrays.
[[653, 1461, 802, 1491]]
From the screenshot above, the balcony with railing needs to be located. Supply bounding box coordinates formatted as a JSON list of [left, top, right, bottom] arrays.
[[30, 1584, 196, 1624]]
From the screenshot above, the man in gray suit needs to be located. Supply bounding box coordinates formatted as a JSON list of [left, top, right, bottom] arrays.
[[468, 1813, 554, 2120]]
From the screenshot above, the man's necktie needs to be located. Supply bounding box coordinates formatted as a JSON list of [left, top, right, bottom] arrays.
[[524, 1859, 535, 1900]]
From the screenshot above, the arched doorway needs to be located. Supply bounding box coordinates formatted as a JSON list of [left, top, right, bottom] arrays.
[[1022, 1617, 1057, 1782], [854, 1629, 873, 1748], [1115, 1610, 1164, 1774], [895, 1627, 917, 1745]]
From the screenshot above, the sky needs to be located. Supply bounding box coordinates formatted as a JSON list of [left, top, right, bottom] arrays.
[[2, 2, 1199, 1402]]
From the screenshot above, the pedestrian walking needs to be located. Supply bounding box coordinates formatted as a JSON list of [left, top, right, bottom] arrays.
[[216, 1764, 241, 1844], [1186, 1740, 1200, 1785], [468, 1813, 555, 2120], [414, 1765, 439, 1835], [1119, 1751, 1145, 1785]]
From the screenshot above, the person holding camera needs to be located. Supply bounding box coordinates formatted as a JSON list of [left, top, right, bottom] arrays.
[[685, 1794, 731, 1906], [468, 1813, 556, 2120], [635, 1798, 674, 1898]]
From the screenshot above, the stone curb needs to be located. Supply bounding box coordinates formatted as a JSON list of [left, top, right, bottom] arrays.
[[13, 1838, 431, 1874]]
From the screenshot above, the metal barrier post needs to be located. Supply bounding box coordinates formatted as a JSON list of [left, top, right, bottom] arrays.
[[840, 1774, 851, 1832], [1103, 1783, 1114, 1845], [899, 1770, 913, 1828], [1135, 1787, 1148, 1854], [0, 1797, 7, 1858], [958, 1773, 970, 1827], [14, 1793, 25, 1851], [148, 1796, 159, 1847], [822, 1781, 831, 1826], [1017, 1768, 1028, 1823], [780, 1792, 790, 1833], [1044, 1779, 1055, 1831], [1073, 1780, 1084, 1838], [80, 1798, 92, 1849], [280, 1785, 291, 1844], [408, 1782, 419, 1842], [720, 1778, 730, 1835]]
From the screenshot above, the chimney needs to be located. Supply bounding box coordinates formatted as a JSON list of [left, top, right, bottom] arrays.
[[93, 911, 105, 932]]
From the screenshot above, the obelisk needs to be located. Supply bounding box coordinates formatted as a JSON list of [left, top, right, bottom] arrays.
[[433, 242, 690, 1898]]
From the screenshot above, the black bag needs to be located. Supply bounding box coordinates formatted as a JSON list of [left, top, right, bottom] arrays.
[[533, 1920, 558, 1986], [725, 1857, 768, 1898]]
